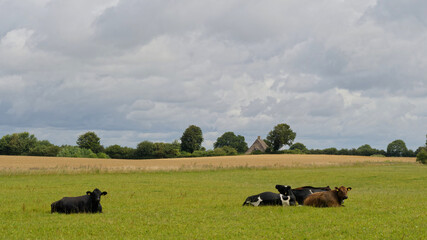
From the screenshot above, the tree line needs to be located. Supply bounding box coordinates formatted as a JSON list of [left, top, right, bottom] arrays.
[[286, 141, 420, 157], [0, 124, 425, 163]]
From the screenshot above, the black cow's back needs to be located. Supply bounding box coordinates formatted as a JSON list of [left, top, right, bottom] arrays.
[[292, 186, 331, 205], [51, 195, 93, 214]]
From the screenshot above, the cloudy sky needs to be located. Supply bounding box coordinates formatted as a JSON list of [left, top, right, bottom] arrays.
[[0, 0, 426, 151]]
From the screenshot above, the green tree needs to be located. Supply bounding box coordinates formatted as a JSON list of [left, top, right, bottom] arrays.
[[214, 132, 248, 153], [265, 123, 296, 152], [180, 125, 203, 153], [416, 149, 427, 164], [29, 140, 60, 157], [0, 132, 38, 155], [416, 135, 427, 164], [152, 142, 180, 158], [323, 147, 338, 155], [76, 131, 103, 153], [356, 144, 376, 156], [135, 141, 155, 159], [337, 148, 350, 155], [105, 145, 136, 159], [387, 139, 408, 157], [289, 142, 307, 152]]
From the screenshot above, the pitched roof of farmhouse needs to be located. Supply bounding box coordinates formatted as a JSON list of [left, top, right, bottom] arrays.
[[245, 136, 268, 154]]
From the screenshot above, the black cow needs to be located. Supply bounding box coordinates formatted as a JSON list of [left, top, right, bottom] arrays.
[[51, 188, 107, 214], [242, 185, 296, 206], [291, 186, 331, 205]]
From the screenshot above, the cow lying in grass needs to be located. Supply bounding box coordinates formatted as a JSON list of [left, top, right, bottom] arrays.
[[51, 188, 107, 214], [303, 186, 351, 207], [291, 186, 331, 205], [242, 185, 296, 206]]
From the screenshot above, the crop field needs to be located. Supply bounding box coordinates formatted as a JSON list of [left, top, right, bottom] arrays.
[[0, 154, 415, 172], [0, 155, 425, 239]]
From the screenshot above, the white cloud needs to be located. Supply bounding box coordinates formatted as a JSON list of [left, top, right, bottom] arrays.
[[1, 28, 34, 49]]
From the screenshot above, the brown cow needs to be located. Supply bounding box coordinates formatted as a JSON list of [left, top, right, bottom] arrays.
[[303, 186, 352, 207]]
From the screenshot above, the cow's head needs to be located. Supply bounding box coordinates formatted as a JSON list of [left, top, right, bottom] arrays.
[[335, 186, 351, 202], [86, 188, 107, 202], [275, 185, 297, 206]]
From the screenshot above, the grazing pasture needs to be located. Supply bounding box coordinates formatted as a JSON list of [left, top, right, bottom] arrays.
[[0, 156, 425, 239]]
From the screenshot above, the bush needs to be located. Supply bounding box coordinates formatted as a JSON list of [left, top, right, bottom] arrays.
[[193, 147, 235, 157], [191, 150, 207, 157], [57, 146, 98, 158], [251, 150, 264, 155], [179, 151, 192, 158], [212, 148, 227, 156], [221, 146, 238, 155], [371, 154, 386, 157], [281, 149, 305, 155], [96, 152, 110, 159], [416, 149, 427, 164]]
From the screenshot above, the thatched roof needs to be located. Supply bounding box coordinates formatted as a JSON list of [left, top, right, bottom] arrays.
[[245, 136, 268, 154]]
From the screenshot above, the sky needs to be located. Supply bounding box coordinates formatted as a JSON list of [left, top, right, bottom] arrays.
[[0, 0, 426, 151]]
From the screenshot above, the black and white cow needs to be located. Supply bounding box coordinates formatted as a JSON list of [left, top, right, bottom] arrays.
[[242, 185, 296, 206], [51, 188, 107, 214], [291, 186, 331, 205]]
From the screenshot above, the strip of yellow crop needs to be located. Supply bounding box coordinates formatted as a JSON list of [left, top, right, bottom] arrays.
[[0, 154, 415, 174]]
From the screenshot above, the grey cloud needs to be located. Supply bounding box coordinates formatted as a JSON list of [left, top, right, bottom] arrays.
[[241, 97, 277, 117], [283, 40, 349, 78], [0, 1, 40, 36], [94, 0, 207, 48], [0, 0, 426, 150], [366, 0, 427, 27]]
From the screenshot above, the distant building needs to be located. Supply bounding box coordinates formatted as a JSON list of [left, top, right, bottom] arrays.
[[245, 136, 268, 154]]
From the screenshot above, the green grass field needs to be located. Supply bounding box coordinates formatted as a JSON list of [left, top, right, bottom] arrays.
[[1, 163, 426, 239]]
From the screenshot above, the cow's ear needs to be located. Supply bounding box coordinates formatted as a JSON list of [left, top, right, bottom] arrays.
[[347, 187, 352, 191], [102, 191, 107, 195], [335, 187, 339, 191], [86, 191, 91, 195]]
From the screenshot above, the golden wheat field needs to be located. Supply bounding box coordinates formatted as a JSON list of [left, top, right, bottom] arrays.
[[0, 154, 416, 173]]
